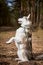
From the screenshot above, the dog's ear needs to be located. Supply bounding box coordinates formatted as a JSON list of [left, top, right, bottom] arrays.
[[27, 14, 30, 19]]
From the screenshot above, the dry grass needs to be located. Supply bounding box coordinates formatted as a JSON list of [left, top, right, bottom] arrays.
[[0, 27, 43, 65], [32, 28, 43, 53]]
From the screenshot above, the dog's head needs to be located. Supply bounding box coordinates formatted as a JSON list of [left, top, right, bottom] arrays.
[[18, 14, 32, 28]]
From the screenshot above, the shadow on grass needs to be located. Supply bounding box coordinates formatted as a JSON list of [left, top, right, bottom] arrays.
[[0, 62, 10, 65]]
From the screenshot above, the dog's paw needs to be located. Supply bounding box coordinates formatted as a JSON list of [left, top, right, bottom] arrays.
[[6, 41, 11, 44], [15, 58, 20, 61], [18, 61, 22, 64], [18, 60, 29, 64], [18, 61, 24, 64]]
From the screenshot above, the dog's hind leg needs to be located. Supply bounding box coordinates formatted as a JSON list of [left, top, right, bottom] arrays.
[[6, 37, 15, 44]]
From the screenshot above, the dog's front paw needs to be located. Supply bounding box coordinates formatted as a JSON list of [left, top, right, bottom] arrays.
[[6, 41, 11, 44]]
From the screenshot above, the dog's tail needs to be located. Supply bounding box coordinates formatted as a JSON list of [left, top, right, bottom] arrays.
[[6, 37, 15, 44], [35, 54, 43, 60]]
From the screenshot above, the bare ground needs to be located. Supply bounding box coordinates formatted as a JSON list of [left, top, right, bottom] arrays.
[[0, 27, 43, 65]]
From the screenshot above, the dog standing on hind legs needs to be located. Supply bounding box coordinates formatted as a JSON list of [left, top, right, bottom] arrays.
[[6, 14, 32, 63]]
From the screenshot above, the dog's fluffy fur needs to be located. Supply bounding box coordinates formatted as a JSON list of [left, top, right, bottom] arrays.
[[6, 14, 32, 63]]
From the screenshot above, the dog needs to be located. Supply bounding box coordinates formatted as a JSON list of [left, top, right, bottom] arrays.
[[6, 14, 32, 63]]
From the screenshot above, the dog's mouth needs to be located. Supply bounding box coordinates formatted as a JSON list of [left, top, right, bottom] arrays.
[[18, 21, 22, 24]]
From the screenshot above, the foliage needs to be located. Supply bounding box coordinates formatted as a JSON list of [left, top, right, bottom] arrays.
[[0, 0, 43, 28]]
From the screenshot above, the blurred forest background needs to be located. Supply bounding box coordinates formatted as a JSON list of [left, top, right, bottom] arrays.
[[0, 0, 43, 29], [0, 1, 43, 65]]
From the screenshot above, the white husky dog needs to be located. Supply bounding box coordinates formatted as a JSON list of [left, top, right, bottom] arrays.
[[6, 14, 32, 63]]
